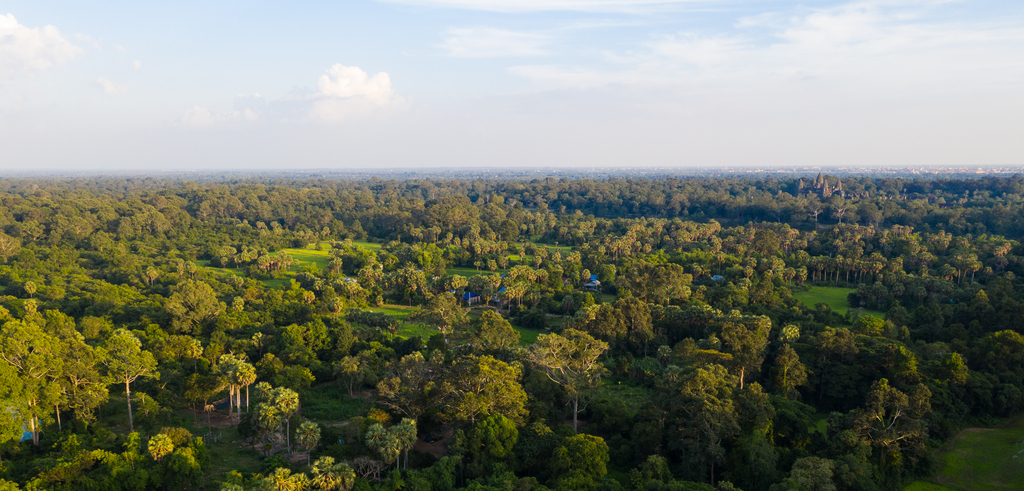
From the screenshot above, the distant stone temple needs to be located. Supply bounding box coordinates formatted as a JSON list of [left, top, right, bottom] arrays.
[[798, 172, 845, 199]]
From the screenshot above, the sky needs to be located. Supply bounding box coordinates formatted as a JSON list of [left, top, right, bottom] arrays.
[[1, 0, 1022, 171]]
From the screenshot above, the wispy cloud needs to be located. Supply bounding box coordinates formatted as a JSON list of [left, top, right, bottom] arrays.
[[509, 1, 1024, 90], [439, 28, 550, 57], [95, 77, 127, 95], [378, 0, 716, 14]]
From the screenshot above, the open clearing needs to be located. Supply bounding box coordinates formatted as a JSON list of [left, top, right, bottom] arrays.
[[904, 417, 1024, 491], [282, 248, 331, 271], [792, 286, 884, 317]]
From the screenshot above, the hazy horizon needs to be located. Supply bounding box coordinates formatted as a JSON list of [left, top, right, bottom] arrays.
[[2, 0, 1023, 171]]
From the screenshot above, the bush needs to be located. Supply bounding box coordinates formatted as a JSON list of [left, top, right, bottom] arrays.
[[408, 449, 438, 469], [517, 308, 547, 330], [300, 385, 371, 420], [261, 454, 289, 473]]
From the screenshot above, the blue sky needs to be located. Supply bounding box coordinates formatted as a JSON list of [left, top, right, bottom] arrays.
[[1, 0, 1022, 171]]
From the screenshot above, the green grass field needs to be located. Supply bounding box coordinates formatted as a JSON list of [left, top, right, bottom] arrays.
[[194, 260, 245, 278], [810, 413, 829, 435], [395, 322, 438, 340], [792, 286, 884, 317], [350, 240, 382, 251], [928, 417, 1024, 491], [282, 248, 331, 271], [367, 303, 546, 345], [446, 266, 508, 278], [368, 304, 418, 319], [514, 325, 546, 345]]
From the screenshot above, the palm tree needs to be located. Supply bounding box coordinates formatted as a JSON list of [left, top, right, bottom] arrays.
[[263, 468, 309, 491], [218, 355, 240, 425], [148, 433, 174, 462], [393, 418, 417, 469], [310, 457, 356, 491], [364, 424, 400, 471], [235, 361, 256, 414], [273, 388, 301, 457], [297, 421, 322, 465]]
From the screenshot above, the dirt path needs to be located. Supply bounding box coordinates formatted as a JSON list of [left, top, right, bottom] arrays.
[[413, 430, 453, 459]]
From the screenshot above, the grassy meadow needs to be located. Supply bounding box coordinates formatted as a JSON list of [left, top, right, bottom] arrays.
[[927, 417, 1024, 491], [792, 286, 885, 318]]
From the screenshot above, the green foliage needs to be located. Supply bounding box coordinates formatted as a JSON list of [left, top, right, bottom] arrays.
[[302, 384, 371, 421], [929, 417, 1024, 491], [551, 434, 610, 488], [793, 287, 884, 318], [3, 175, 1024, 491]]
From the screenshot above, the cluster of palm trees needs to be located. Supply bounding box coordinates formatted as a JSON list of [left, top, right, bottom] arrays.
[[252, 382, 301, 456], [223, 457, 356, 491], [364, 419, 418, 473], [217, 354, 257, 425]]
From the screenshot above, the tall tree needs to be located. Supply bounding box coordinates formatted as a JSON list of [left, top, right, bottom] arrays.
[[98, 329, 158, 432], [853, 379, 931, 468], [472, 310, 521, 353], [365, 423, 401, 471], [0, 320, 63, 445], [393, 418, 418, 470], [771, 344, 808, 400], [665, 364, 739, 485], [236, 361, 257, 414], [217, 355, 241, 425], [437, 355, 529, 426], [376, 352, 435, 421], [271, 386, 301, 457], [409, 292, 469, 348], [165, 279, 223, 333], [528, 329, 609, 432], [718, 311, 772, 389], [297, 421, 322, 466]]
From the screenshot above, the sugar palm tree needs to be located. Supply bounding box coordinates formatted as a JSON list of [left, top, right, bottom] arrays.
[[310, 457, 356, 491], [297, 421, 321, 465], [148, 433, 174, 462], [393, 418, 417, 470], [274, 388, 300, 457], [235, 361, 256, 414], [365, 423, 400, 470]]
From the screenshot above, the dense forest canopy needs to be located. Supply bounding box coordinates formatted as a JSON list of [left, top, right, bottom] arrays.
[[1, 174, 1023, 491]]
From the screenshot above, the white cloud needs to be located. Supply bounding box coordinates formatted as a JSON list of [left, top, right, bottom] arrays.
[[439, 28, 550, 57], [377, 0, 708, 13], [307, 64, 401, 121], [510, 1, 1024, 91], [316, 64, 394, 103], [115, 44, 126, 53], [96, 77, 127, 95], [180, 106, 221, 126], [0, 13, 82, 78], [181, 64, 401, 126], [132, 60, 141, 70], [180, 106, 259, 127]]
